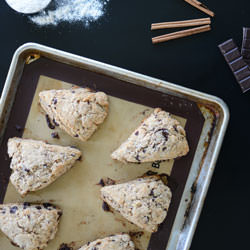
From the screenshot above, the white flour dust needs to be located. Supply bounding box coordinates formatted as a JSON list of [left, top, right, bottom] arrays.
[[29, 0, 109, 26]]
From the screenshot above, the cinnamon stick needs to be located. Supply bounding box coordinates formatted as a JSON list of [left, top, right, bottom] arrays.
[[184, 0, 215, 17], [152, 25, 211, 44], [151, 17, 211, 30]]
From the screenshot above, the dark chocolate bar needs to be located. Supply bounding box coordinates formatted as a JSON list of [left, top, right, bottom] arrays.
[[242, 27, 250, 64], [219, 39, 250, 93]]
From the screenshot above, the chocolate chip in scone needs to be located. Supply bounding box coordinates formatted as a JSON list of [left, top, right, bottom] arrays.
[[149, 189, 155, 196], [129, 231, 144, 239], [10, 206, 18, 214], [97, 178, 105, 187], [173, 125, 178, 133], [144, 170, 158, 176], [135, 155, 140, 162], [23, 202, 30, 209], [52, 119, 59, 126], [45, 114, 55, 130], [156, 128, 169, 140], [59, 243, 72, 250], [135, 131, 139, 136], [51, 132, 60, 139], [162, 129, 169, 140], [43, 203, 55, 210], [52, 98, 57, 105], [102, 201, 110, 212], [105, 178, 116, 186], [57, 211, 63, 219], [10, 241, 19, 247], [152, 161, 161, 168], [0, 208, 6, 214], [24, 168, 30, 173], [36, 206, 42, 210]]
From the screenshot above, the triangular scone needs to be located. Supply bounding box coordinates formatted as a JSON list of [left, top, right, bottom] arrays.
[[0, 203, 62, 250], [8, 137, 82, 196], [79, 234, 135, 250], [39, 88, 109, 141], [101, 176, 172, 232], [111, 108, 189, 163]]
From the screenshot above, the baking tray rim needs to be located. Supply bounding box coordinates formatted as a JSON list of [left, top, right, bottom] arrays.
[[0, 42, 230, 250]]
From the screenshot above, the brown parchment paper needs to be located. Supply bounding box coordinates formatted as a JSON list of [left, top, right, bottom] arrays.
[[0, 75, 186, 250]]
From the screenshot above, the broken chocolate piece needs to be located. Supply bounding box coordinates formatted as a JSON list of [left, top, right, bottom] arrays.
[[102, 201, 110, 212], [219, 39, 250, 93], [45, 114, 55, 130], [51, 132, 60, 139], [152, 161, 161, 168], [242, 27, 250, 65], [59, 243, 72, 250]]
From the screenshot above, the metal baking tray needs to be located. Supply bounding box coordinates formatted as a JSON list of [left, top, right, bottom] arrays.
[[0, 43, 229, 250]]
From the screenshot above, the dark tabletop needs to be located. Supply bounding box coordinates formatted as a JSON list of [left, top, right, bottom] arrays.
[[0, 0, 250, 249]]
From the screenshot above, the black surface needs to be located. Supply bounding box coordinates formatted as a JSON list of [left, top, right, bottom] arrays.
[[0, 0, 250, 249]]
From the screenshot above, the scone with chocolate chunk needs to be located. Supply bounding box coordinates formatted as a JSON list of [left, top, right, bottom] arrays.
[[39, 88, 109, 141], [101, 176, 172, 232], [0, 203, 62, 250], [79, 234, 135, 250], [8, 137, 81, 196], [111, 108, 189, 163]]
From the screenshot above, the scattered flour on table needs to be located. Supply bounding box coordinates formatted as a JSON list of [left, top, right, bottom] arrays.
[[29, 0, 109, 26]]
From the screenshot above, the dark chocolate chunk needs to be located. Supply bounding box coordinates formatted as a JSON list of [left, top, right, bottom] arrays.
[[156, 128, 169, 140], [224, 47, 241, 63], [242, 48, 250, 59], [36, 206, 42, 210], [229, 57, 246, 72], [219, 39, 250, 93], [219, 39, 236, 53], [144, 170, 158, 176], [129, 231, 144, 238], [52, 118, 59, 126], [135, 131, 139, 136], [52, 98, 57, 105], [43, 203, 55, 210], [173, 125, 178, 133], [10, 206, 18, 214], [135, 155, 140, 162], [239, 76, 250, 92], [242, 28, 250, 65], [97, 178, 105, 187], [105, 178, 116, 186], [59, 244, 72, 250], [51, 132, 60, 139], [23, 202, 30, 209], [234, 66, 250, 81], [152, 161, 161, 168], [45, 114, 55, 129], [102, 201, 110, 212]]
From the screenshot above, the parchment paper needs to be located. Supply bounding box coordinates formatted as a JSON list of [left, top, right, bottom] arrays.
[[1, 75, 186, 250]]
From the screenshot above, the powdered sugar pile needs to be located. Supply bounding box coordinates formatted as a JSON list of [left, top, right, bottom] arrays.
[[29, 0, 109, 26]]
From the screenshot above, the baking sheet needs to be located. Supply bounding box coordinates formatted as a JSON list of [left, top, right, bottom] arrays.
[[0, 75, 186, 250]]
